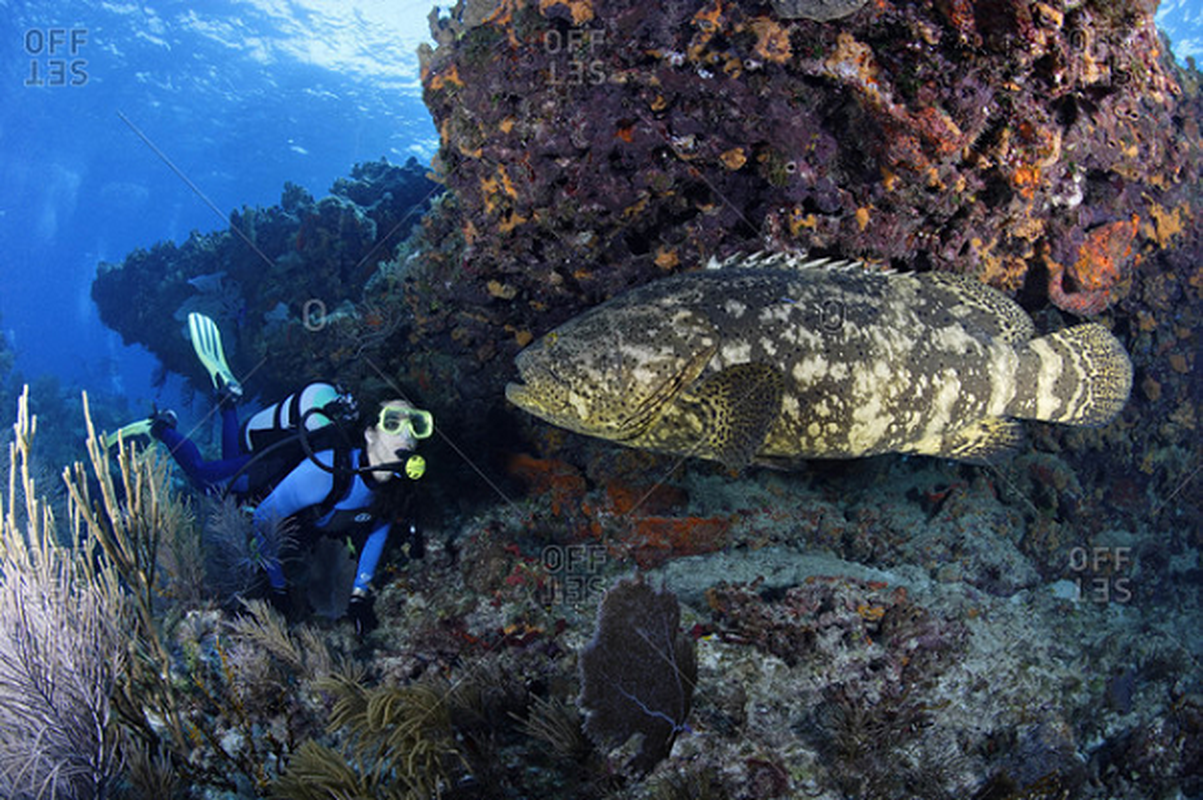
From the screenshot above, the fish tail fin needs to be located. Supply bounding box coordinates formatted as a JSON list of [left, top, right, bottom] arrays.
[[1011, 323, 1133, 426]]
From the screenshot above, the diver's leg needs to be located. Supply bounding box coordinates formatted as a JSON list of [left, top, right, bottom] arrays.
[[154, 423, 251, 490], [221, 404, 242, 460], [153, 424, 214, 488]]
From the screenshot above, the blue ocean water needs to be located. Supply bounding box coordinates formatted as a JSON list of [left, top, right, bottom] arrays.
[[1158, 0, 1203, 63], [0, 0, 437, 405]]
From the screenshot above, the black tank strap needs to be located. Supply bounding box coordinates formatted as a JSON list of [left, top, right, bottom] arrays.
[[312, 447, 356, 520]]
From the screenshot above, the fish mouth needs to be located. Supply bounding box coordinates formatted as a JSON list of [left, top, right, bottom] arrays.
[[504, 381, 530, 408], [507, 356, 560, 412], [506, 378, 582, 431]]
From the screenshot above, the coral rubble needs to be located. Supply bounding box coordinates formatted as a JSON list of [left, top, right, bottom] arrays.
[[415, 0, 1198, 352]]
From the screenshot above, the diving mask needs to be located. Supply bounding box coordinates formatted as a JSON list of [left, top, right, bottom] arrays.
[[377, 405, 434, 439]]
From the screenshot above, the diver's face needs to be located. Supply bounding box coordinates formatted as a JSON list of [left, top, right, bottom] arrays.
[[364, 400, 417, 482]]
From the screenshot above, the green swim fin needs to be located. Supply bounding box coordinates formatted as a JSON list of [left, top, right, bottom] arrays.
[[101, 408, 176, 450], [101, 418, 152, 450], [188, 312, 242, 398]]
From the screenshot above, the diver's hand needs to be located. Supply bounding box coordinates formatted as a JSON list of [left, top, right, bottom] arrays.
[[346, 589, 378, 637], [267, 586, 294, 620]]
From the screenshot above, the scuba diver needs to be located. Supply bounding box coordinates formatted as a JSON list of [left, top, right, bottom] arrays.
[[106, 312, 432, 633]]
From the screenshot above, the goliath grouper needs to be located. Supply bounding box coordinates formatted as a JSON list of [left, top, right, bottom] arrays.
[[505, 254, 1133, 469]]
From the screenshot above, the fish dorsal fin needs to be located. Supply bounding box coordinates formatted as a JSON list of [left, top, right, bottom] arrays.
[[920, 272, 1035, 344], [681, 363, 784, 471], [708, 250, 883, 274]]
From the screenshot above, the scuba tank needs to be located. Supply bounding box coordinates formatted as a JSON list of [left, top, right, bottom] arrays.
[[240, 382, 355, 453], [230, 382, 358, 499]]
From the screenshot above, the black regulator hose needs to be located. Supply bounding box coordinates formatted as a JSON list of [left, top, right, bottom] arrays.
[[295, 405, 418, 478], [220, 402, 420, 499]]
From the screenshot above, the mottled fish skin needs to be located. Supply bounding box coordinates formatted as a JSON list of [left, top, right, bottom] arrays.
[[505, 254, 1133, 468]]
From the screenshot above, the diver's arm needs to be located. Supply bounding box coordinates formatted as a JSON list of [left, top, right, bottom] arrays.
[[353, 521, 391, 594], [253, 453, 336, 588]]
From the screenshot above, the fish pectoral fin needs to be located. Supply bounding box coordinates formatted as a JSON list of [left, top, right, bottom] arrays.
[[684, 363, 784, 471], [910, 417, 1024, 463]]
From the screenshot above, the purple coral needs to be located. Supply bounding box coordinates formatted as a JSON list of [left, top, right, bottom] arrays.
[[578, 577, 697, 773]]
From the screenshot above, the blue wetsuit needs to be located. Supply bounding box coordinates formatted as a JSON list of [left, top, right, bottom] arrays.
[[156, 406, 252, 492], [155, 406, 392, 594], [253, 448, 389, 594]]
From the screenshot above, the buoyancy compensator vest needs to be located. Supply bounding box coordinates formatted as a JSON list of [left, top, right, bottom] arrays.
[[240, 382, 350, 452], [232, 382, 359, 503]]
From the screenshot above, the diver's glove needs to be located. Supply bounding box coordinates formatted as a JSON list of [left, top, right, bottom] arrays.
[[347, 588, 378, 637], [148, 408, 178, 438], [405, 523, 425, 561], [267, 586, 292, 619]]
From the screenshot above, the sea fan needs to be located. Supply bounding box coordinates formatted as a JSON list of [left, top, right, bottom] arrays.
[[202, 496, 296, 601], [0, 388, 128, 800], [578, 577, 697, 774]]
